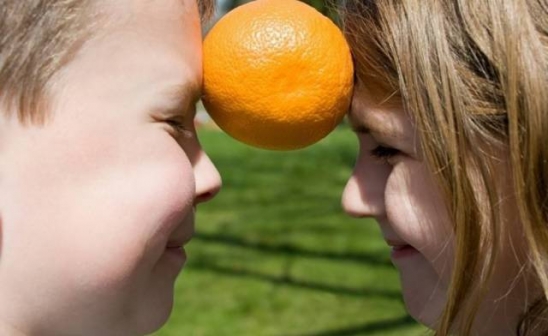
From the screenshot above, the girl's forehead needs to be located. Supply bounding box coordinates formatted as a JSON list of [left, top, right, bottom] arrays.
[[350, 88, 414, 141]]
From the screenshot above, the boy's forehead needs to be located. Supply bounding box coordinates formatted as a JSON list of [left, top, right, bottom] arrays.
[[88, 0, 202, 41], [55, 0, 203, 100], [82, 0, 214, 49]]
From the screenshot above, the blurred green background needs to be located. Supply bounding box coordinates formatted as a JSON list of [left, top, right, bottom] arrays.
[[150, 126, 428, 336], [152, 1, 429, 335]]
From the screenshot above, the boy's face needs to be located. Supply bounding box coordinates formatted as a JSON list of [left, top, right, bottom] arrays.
[[0, 0, 221, 335]]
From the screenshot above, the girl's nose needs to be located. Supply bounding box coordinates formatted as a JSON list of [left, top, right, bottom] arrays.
[[341, 152, 389, 218]]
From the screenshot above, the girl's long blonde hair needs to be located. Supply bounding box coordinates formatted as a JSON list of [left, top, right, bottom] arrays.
[[340, 0, 548, 335]]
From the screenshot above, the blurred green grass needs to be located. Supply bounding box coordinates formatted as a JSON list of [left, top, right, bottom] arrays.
[[151, 126, 429, 336]]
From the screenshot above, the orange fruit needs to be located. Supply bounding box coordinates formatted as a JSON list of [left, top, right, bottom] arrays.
[[202, 0, 354, 150]]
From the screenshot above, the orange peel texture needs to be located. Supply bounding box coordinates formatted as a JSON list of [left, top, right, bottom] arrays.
[[203, 0, 354, 150]]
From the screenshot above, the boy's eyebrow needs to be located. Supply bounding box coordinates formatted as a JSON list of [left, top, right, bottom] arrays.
[[171, 81, 202, 106], [163, 81, 202, 115]]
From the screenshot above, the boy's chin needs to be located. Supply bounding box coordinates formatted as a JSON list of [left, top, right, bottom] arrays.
[[125, 277, 178, 335], [133, 295, 175, 335]]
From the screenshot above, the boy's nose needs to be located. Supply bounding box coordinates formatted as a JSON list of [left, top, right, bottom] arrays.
[[341, 158, 388, 218], [193, 151, 222, 204]]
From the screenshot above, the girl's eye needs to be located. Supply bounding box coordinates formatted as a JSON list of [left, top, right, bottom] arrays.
[[369, 145, 400, 162], [166, 119, 194, 139]]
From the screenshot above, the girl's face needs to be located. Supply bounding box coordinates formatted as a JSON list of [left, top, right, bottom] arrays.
[[342, 84, 453, 326], [0, 0, 221, 335], [342, 84, 530, 332]]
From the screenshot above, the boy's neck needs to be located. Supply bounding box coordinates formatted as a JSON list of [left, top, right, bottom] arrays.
[[0, 321, 28, 336]]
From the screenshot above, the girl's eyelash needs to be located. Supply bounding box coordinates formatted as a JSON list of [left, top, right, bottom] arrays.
[[369, 145, 400, 161]]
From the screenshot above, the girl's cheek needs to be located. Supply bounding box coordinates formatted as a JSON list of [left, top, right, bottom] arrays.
[[384, 160, 455, 281]]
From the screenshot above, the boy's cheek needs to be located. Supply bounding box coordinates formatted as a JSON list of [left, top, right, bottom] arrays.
[[5, 120, 192, 197], [1, 124, 195, 298]]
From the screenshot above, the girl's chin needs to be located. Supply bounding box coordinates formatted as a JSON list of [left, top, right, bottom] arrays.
[[397, 257, 447, 328]]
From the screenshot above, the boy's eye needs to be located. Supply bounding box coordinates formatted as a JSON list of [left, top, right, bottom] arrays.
[[165, 118, 194, 139], [369, 145, 400, 162]]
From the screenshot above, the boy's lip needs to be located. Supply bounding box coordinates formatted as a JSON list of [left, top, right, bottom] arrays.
[[166, 234, 193, 249], [166, 209, 195, 249]]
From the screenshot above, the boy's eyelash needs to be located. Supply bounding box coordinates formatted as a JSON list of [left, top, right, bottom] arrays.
[[369, 145, 400, 161], [166, 119, 193, 138]]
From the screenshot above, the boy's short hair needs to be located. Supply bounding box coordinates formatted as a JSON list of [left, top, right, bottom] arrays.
[[0, 0, 215, 124]]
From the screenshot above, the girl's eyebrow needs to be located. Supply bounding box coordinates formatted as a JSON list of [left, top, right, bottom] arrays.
[[347, 109, 389, 137], [349, 120, 371, 134], [347, 109, 368, 132], [347, 100, 418, 153]]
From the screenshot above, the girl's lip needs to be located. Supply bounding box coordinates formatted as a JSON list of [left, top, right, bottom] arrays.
[[385, 239, 409, 248], [390, 245, 419, 259]]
